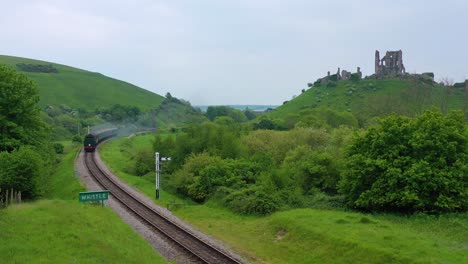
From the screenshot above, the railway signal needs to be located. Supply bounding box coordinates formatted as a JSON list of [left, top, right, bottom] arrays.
[[155, 152, 171, 199]]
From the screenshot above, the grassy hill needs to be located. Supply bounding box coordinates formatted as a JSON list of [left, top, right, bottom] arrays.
[[267, 78, 467, 124], [0, 55, 164, 110]]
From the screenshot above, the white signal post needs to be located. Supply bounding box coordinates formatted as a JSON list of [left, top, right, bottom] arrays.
[[155, 152, 170, 199]]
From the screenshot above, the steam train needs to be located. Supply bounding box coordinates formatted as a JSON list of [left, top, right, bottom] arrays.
[[83, 128, 118, 152]]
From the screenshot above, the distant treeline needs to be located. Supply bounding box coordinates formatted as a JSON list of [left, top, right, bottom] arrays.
[[16, 63, 58, 73]]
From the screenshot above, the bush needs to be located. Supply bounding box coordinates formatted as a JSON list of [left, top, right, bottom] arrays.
[[71, 134, 82, 143], [280, 145, 340, 194], [53, 143, 64, 154], [253, 118, 278, 130], [350, 73, 361, 82], [0, 147, 43, 198], [224, 185, 280, 215], [134, 150, 154, 176], [340, 110, 468, 213]]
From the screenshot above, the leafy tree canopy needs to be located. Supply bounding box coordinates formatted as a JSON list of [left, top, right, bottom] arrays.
[[0, 64, 46, 151], [340, 110, 468, 213]]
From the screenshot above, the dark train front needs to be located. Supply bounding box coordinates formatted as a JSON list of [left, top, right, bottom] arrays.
[[84, 128, 118, 152], [84, 133, 97, 152]]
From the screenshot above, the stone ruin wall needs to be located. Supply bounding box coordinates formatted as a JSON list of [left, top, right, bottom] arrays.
[[375, 50, 406, 77]]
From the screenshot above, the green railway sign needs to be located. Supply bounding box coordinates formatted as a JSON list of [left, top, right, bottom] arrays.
[[79, 190, 110, 207]]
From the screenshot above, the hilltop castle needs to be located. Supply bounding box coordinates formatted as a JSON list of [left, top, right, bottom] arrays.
[[375, 50, 406, 78], [308, 49, 444, 88]]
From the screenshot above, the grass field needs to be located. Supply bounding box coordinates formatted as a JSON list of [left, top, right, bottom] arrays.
[[0, 140, 166, 263], [100, 135, 468, 263], [0, 200, 165, 264], [0, 55, 164, 110], [42, 142, 85, 200]]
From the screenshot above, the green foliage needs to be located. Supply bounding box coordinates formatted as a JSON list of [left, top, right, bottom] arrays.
[[350, 73, 361, 82], [206, 106, 247, 123], [170, 153, 261, 202], [224, 185, 280, 215], [153, 134, 175, 158], [171, 122, 242, 168], [100, 135, 468, 263], [53, 143, 64, 154], [71, 134, 82, 143], [243, 109, 257, 120], [134, 150, 154, 176], [0, 147, 43, 198], [242, 128, 330, 163], [253, 117, 281, 130], [0, 64, 47, 151], [96, 104, 141, 123], [328, 74, 338, 82], [154, 95, 208, 129], [280, 145, 340, 195], [16, 63, 58, 73], [340, 110, 468, 213]]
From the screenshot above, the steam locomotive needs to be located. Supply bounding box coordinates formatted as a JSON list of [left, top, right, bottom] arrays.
[[83, 128, 118, 152]]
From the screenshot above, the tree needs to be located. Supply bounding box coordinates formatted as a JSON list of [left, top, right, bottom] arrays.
[[0, 147, 43, 198], [0, 65, 46, 151], [244, 109, 256, 120], [253, 118, 277, 130], [340, 110, 468, 213]]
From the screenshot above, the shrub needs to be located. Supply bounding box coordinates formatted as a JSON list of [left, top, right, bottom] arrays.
[[0, 147, 43, 198], [253, 118, 278, 130], [53, 143, 64, 154], [350, 73, 361, 82], [280, 145, 340, 194], [340, 110, 468, 213], [71, 134, 82, 143], [224, 185, 280, 215], [134, 150, 154, 176]]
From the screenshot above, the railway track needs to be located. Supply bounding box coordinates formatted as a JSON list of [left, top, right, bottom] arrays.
[[84, 151, 244, 264]]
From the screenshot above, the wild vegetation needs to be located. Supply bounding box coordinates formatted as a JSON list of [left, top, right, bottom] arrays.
[[100, 133, 468, 263], [126, 106, 467, 215], [0, 65, 55, 200], [341, 110, 467, 213]]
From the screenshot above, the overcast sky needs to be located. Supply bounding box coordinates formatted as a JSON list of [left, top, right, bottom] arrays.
[[1, 0, 467, 105]]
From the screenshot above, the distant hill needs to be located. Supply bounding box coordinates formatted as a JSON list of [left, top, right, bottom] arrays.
[[265, 78, 467, 125], [0, 55, 164, 110], [195, 105, 278, 112]]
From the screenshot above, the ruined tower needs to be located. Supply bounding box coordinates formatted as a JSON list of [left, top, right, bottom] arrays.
[[375, 50, 406, 77]]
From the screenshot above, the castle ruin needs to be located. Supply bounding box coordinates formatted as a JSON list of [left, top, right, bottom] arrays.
[[375, 50, 406, 77]]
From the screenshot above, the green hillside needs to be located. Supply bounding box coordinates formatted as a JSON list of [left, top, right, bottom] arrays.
[[0, 55, 164, 110], [267, 79, 467, 124]]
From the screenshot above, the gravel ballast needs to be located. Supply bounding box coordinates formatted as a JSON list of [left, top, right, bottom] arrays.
[[75, 147, 247, 264]]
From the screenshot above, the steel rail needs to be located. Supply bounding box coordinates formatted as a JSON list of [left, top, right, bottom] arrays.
[[84, 151, 243, 264]]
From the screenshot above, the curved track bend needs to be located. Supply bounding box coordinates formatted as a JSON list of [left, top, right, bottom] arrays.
[[84, 151, 244, 264]]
